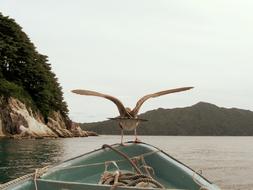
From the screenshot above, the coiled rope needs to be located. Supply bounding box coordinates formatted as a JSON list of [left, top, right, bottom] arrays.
[[99, 169, 165, 189], [101, 144, 165, 189]]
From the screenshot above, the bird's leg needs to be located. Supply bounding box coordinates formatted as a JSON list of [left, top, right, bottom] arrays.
[[121, 129, 124, 145], [119, 123, 125, 146], [134, 128, 141, 143]]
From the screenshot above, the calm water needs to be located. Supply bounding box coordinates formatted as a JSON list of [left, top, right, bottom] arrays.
[[0, 136, 252, 190]]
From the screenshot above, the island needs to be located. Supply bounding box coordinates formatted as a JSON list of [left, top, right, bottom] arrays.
[[0, 13, 96, 138], [81, 102, 253, 136]]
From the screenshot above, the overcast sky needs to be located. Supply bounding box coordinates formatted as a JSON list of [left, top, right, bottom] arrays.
[[1, 0, 253, 122]]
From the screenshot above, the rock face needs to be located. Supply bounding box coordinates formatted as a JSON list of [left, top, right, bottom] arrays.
[[0, 97, 95, 138]]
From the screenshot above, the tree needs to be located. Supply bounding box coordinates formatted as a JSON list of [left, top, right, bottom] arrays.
[[0, 13, 68, 120]]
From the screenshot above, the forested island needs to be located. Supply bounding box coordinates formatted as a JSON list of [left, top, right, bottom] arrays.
[[0, 13, 94, 138], [81, 102, 253, 136]]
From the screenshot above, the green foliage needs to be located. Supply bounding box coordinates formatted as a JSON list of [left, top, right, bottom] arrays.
[[81, 102, 253, 136], [0, 79, 33, 106], [0, 13, 68, 119]]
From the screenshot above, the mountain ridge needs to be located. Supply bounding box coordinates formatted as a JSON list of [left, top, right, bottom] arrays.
[[80, 102, 253, 136]]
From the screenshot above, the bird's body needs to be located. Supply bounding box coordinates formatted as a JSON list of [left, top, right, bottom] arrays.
[[109, 117, 140, 129], [72, 87, 193, 144], [119, 119, 140, 131]]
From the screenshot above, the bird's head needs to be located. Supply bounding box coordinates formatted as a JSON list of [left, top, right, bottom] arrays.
[[125, 107, 132, 112]]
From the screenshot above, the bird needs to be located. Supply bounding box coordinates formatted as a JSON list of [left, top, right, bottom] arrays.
[[72, 87, 193, 144]]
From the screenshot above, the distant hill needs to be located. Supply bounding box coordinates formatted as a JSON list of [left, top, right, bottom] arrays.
[[80, 102, 253, 136]]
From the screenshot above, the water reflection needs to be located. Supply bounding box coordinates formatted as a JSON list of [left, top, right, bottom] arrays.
[[0, 139, 64, 183]]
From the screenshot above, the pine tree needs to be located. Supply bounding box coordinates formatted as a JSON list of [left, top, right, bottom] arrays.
[[0, 13, 69, 120]]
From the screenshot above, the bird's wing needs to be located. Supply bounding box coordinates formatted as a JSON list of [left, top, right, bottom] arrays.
[[131, 87, 194, 116], [71, 89, 128, 116]]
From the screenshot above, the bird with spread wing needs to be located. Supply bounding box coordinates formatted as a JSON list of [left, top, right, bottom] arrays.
[[72, 87, 193, 144]]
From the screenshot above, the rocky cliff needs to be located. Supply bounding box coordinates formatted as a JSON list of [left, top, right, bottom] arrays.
[[0, 97, 95, 138]]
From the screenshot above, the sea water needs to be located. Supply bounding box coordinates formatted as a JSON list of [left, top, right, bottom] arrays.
[[0, 136, 252, 189]]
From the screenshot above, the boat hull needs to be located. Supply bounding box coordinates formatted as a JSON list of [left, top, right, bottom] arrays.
[[1, 142, 220, 190]]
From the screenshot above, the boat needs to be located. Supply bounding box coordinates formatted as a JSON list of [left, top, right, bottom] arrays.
[[1, 142, 220, 190]]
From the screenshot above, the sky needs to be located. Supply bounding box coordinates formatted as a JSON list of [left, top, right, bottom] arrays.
[[1, 0, 253, 122]]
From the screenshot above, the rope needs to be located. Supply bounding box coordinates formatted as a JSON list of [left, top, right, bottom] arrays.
[[53, 149, 160, 171], [99, 146, 165, 189], [104, 161, 120, 172], [0, 166, 49, 190], [34, 169, 38, 190], [0, 173, 34, 189], [120, 174, 150, 180], [100, 171, 165, 189], [127, 177, 164, 188], [102, 144, 142, 174], [140, 155, 154, 176], [110, 182, 125, 190]]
